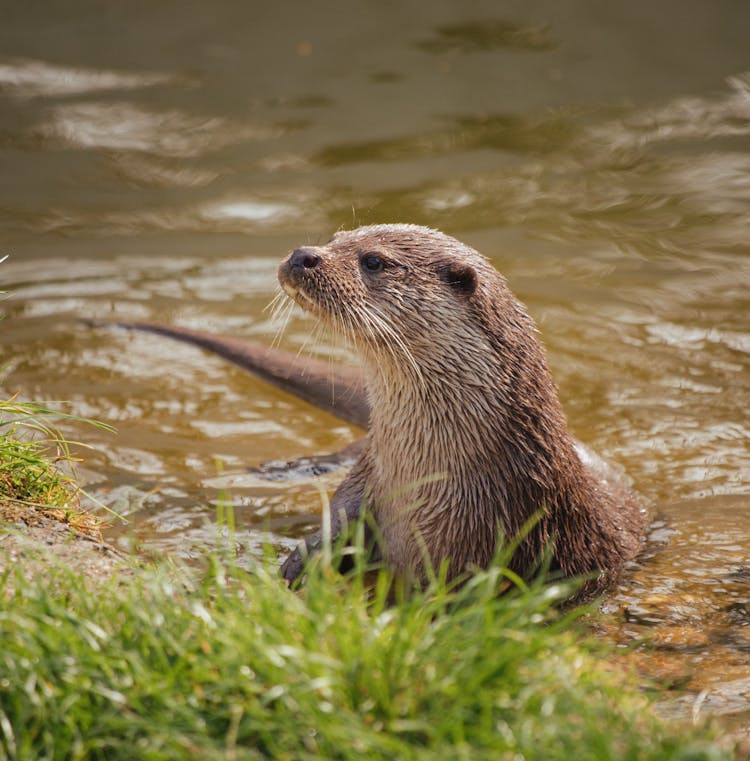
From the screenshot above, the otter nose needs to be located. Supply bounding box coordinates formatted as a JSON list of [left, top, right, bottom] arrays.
[[289, 247, 321, 270]]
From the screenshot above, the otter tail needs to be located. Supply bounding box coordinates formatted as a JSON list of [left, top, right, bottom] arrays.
[[84, 320, 369, 429]]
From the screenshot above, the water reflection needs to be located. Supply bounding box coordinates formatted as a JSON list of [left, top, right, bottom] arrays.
[[0, 57, 185, 98], [589, 73, 750, 149], [314, 110, 575, 166], [4, 66, 749, 260], [36, 102, 297, 156], [28, 196, 305, 236], [344, 73, 750, 253], [602, 496, 750, 724], [417, 19, 554, 53], [203, 200, 295, 223], [110, 154, 219, 188]]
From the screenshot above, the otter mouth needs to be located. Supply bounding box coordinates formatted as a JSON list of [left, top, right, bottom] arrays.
[[281, 281, 316, 306], [281, 281, 298, 299]]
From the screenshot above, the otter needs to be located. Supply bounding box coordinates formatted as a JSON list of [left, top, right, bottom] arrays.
[[91, 224, 645, 590], [276, 224, 645, 589]]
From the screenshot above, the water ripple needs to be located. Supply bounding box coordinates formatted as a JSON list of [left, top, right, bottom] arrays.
[[35, 102, 295, 157], [0, 57, 188, 98]]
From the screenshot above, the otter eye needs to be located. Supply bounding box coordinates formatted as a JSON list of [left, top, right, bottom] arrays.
[[360, 254, 384, 273]]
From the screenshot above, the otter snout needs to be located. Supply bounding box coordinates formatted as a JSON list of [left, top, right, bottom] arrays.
[[278, 246, 323, 299]]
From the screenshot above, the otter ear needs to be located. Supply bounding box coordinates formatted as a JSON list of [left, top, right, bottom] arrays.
[[439, 262, 477, 295]]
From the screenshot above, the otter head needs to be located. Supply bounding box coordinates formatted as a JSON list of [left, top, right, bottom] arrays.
[[277, 224, 511, 380]]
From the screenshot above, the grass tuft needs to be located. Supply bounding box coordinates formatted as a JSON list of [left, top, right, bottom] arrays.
[[0, 397, 113, 537]]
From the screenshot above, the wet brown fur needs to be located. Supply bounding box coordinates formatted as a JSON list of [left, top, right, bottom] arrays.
[[279, 224, 645, 589]]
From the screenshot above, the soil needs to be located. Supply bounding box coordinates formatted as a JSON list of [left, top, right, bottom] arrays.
[[0, 510, 131, 588]]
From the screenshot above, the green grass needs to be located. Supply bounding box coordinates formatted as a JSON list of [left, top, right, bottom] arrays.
[[0, 398, 112, 535], [0, 547, 731, 761]]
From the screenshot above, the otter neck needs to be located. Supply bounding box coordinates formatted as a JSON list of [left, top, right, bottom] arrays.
[[363, 347, 581, 509], [367, 370, 483, 478]]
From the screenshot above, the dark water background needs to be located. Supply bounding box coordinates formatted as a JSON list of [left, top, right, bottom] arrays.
[[1, 0, 749, 732]]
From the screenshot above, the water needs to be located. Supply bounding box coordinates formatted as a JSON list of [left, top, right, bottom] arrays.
[[1, 0, 749, 732]]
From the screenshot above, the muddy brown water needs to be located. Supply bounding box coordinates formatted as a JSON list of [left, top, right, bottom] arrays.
[[1, 0, 749, 733]]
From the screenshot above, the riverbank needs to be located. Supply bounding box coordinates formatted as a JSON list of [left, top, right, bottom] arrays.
[[0, 537, 735, 761], [0, 398, 129, 586]]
